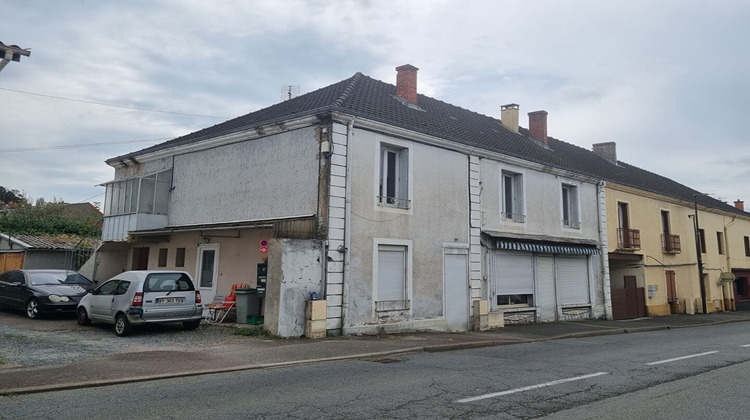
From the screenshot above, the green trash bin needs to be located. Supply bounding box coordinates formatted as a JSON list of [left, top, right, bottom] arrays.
[[234, 288, 260, 324]]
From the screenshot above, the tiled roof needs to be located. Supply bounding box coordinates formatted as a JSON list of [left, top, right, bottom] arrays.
[[108, 71, 748, 217], [62, 203, 103, 218], [4, 234, 77, 250]]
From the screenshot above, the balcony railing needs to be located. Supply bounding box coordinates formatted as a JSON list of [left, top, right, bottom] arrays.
[[617, 228, 641, 250], [563, 219, 581, 229], [377, 196, 411, 209], [662, 233, 681, 253], [502, 212, 526, 223]]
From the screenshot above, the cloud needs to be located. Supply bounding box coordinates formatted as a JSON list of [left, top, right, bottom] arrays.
[[1, 0, 749, 206]]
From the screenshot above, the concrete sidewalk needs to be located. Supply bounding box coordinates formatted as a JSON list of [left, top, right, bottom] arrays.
[[3, 311, 750, 396]]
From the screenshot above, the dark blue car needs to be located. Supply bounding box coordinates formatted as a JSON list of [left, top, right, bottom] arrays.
[[0, 269, 96, 318]]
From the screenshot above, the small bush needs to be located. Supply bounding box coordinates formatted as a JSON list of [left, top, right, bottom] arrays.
[[232, 327, 280, 339]]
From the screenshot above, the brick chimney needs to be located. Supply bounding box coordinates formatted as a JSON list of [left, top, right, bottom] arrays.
[[528, 110, 548, 145], [395, 64, 419, 104], [501, 103, 520, 133], [592, 142, 617, 163], [735, 200, 745, 211]]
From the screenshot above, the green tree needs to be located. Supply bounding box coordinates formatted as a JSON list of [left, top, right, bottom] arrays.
[[0, 186, 24, 204], [0, 200, 101, 239]]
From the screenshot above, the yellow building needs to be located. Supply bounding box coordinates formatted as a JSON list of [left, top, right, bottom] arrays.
[[592, 143, 750, 318]]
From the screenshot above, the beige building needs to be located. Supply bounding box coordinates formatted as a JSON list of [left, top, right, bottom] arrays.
[[593, 143, 750, 318]]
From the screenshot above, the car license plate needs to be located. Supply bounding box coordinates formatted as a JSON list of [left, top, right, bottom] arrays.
[[157, 297, 184, 304]]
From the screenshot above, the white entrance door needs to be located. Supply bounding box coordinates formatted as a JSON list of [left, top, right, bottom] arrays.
[[444, 249, 469, 331], [536, 255, 557, 321], [196, 244, 220, 310]]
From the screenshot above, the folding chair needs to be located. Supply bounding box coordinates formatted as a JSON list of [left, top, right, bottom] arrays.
[[206, 283, 251, 324], [206, 295, 235, 323]]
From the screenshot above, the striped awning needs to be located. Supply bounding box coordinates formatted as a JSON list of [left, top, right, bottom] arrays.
[[496, 240, 600, 255]]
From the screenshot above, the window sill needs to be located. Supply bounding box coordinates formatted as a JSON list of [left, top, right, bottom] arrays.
[[375, 299, 411, 312], [562, 222, 581, 230], [561, 303, 591, 309], [377, 196, 411, 210], [495, 304, 536, 312]]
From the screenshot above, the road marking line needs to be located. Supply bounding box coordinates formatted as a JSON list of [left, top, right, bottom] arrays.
[[646, 351, 718, 366], [454, 372, 608, 403], [741, 344, 750, 348]]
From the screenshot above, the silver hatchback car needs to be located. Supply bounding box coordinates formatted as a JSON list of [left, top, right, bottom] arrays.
[[76, 270, 203, 336]]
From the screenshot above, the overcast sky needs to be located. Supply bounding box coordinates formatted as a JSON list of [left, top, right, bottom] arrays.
[[1, 0, 748, 209]]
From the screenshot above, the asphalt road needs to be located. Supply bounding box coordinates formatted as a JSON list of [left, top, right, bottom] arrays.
[[543, 359, 750, 419], [2, 322, 750, 419]]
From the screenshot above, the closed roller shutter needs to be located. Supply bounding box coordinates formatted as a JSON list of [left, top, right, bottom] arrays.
[[557, 255, 589, 305], [494, 251, 534, 295], [378, 245, 406, 301]]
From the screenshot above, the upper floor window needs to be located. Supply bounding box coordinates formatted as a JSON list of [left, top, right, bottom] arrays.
[[104, 169, 172, 216], [502, 171, 525, 222], [617, 202, 640, 250], [745, 236, 750, 257], [378, 144, 410, 209], [561, 184, 580, 229], [698, 229, 706, 254], [717, 231, 725, 255], [661, 210, 680, 253]]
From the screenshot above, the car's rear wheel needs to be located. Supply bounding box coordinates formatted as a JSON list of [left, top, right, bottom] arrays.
[[26, 298, 39, 319], [77, 307, 91, 326], [183, 319, 201, 330], [114, 314, 132, 336]]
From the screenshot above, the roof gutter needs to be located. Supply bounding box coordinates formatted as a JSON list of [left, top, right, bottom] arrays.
[[106, 109, 336, 167]]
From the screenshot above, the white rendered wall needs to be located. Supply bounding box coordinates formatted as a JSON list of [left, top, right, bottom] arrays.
[[342, 129, 470, 332], [169, 127, 319, 226], [479, 159, 600, 242]]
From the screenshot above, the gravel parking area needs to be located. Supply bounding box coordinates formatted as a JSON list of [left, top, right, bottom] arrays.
[[0, 308, 243, 369]]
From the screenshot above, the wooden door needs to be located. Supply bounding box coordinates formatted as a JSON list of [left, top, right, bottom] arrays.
[[612, 276, 646, 320]]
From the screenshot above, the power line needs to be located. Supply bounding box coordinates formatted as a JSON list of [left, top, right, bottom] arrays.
[[72, 192, 105, 205], [0, 138, 170, 153], [0, 86, 231, 119]]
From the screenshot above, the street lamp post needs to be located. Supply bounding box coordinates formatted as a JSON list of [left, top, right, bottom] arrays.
[[694, 193, 708, 314], [0, 41, 31, 73]]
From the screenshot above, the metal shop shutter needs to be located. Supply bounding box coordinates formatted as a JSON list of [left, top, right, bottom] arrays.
[[494, 251, 534, 295], [556, 255, 590, 305]]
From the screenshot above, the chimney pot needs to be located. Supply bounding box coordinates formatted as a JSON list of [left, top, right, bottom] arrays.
[[592, 142, 618, 163], [735, 200, 745, 211], [501, 103, 520, 133], [395, 64, 419, 104], [528, 110, 548, 145]]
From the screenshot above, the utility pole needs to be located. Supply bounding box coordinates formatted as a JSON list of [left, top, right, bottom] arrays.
[[0, 41, 31, 73], [693, 193, 709, 314]]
